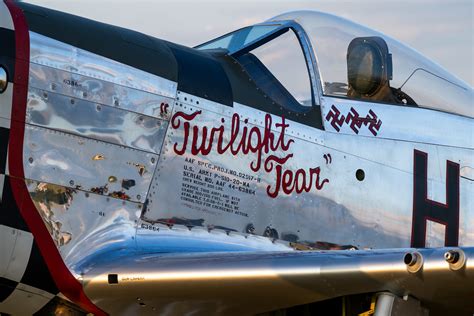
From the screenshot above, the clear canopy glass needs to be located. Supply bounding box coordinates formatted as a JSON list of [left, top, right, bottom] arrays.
[[269, 11, 473, 117], [196, 24, 282, 53]]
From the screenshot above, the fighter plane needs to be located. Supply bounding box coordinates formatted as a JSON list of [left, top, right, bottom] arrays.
[[0, 1, 472, 315]]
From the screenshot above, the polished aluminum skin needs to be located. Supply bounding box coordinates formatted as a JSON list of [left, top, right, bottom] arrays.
[[26, 179, 141, 268], [145, 97, 473, 248], [28, 62, 175, 120], [23, 124, 157, 204], [23, 31, 295, 278], [26, 87, 168, 154], [22, 22, 474, 260], [321, 96, 473, 149], [81, 247, 474, 315], [30, 32, 177, 98], [4, 10, 470, 315]]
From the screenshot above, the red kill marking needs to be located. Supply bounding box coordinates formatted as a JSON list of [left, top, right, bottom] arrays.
[[326, 105, 382, 136], [325, 105, 345, 132]]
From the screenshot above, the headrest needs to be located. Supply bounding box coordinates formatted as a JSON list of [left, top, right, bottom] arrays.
[[347, 36, 392, 96]]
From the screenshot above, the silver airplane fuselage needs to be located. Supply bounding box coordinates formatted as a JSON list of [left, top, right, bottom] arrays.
[[0, 1, 472, 315]]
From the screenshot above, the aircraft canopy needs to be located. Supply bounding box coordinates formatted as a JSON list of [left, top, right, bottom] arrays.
[[198, 11, 473, 118]]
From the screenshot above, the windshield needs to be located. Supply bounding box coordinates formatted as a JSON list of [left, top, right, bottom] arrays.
[[196, 24, 281, 53], [269, 11, 473, 118]]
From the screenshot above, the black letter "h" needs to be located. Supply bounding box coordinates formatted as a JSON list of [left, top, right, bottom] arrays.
[[411, 150, 460, 248]]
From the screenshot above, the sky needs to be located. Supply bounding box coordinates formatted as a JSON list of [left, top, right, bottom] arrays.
[[25, 0, 473, 87]]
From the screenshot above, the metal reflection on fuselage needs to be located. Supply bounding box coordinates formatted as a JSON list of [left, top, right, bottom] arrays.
[[21, 30, 474, 279], [26, 87, 168, 154]]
